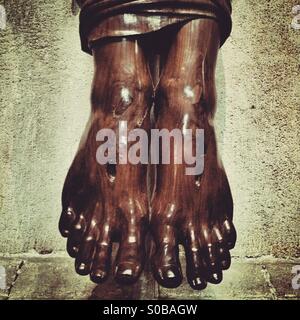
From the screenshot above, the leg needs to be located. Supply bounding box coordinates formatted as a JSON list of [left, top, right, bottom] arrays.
[[151, 19, 236, 289], [59, 38, 153, 284]]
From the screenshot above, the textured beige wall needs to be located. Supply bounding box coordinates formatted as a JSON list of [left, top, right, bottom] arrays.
[[0, 0, 299, 257]]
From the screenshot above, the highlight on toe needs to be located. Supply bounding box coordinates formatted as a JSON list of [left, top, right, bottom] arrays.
[[207, 271, 223, 284], [90, 269, 108, 284], [218, 245, 231, 270], [89, 240, 112, 284], [184, 231, 207, 291], [75, 261, 91, 276], [186, 268, 207, 291], [151, 238, 183, 288], [153, 265, 183, 289], [185, 255, 207, 290], [114, 263, 142, 285], [59, 207, 76, 237], [114, 232, 146, 285], [223, 219, 237, 250]]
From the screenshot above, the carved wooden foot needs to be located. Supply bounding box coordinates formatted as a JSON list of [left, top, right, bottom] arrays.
[[59, 38, 152, 285], [150, 19, 236, 290], [59, 18, 236, 291]]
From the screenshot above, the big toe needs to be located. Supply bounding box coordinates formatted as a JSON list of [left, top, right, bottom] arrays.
[[154, 265, 182, 288], [115, 262, 141, 285], [114, 240, 145, 285], [152, 244, 182, 288]]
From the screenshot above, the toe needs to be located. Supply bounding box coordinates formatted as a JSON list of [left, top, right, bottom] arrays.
[[66, 237, 80, 258], [152, 242, 182, 288], [155, 264, 182, 288], [185, 249, 207, 290], [114, 217, 147, 285], [115, 262, 141, 285], [207, 271, 223, 284], [114, 241, 145, 285], [222, 219, 237, 249], [205, 243, 223, 284], [201, 227, 223, 284], [212, 226, 231, 270], [90, 244, 111, 283], [218, 245, 231, 270], [151, 224, 182, 288], [184, 228, 207, 290], [59, 207, 77, 237], [66, 214, 87, 258], [205, 243, 222, 283], [75, 222, 98, 276], [90, 225, 112, 284]]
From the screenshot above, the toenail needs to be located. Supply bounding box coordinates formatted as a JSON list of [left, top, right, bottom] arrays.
[[62, 230, 69, 236], [75, 224, 82, 230], [156, 268, 182, 288], [78, 263, 86, 271], [67, 208, 74, 216], [212, 273, 219, 281], [76, 262, 91, 275], [121, 269, 133, 276], [92, 270, 105, 278], [72, 246, 79, 253], [193, 277, 202, 286], [167, 270, 175, 278], [209, 272, 222, 284], [90, 270, 107, 283], [115, 265, 141, 285], [190, 276, 207, 290]]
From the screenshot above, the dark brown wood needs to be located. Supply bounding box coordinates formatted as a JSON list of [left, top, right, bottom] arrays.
[[150, 19, 235, 290], [77, 0, 232, 54], [59, 16, 236, 290], [59, 38, 152, 285]]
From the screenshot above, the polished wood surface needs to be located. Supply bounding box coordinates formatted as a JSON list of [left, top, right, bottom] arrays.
[[59, 17, 236, 290], [77, 0, 232, 53], [60, 39, 152, 284], [150, 19, 235, 289]]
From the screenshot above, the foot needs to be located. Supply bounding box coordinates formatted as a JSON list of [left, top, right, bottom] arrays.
[[59, 112, 149, 284], [59, 38, 152, 285], [149, 18, 236, 290], [150, 115, 236, 290]]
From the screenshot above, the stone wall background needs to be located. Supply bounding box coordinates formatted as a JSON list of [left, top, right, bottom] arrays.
[[0, 0, 299, 258]]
